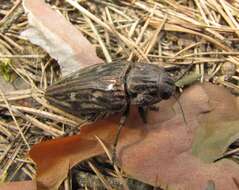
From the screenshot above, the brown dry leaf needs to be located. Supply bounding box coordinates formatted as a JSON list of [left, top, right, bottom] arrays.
[[29, 83, 239, 190], [0, 180, 37, 190], [191, 82, 239, 162], [21, 0, 103, 76]]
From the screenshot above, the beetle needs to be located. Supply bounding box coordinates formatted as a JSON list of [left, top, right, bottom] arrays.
[[45, 62, 175, 120], [45, 62, 175, 161]]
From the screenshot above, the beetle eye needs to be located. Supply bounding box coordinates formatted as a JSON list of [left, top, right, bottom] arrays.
[[158, 81, 175, 99]]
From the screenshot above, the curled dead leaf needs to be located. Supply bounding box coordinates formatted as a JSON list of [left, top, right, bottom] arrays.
[[22, 0, 103, 76]]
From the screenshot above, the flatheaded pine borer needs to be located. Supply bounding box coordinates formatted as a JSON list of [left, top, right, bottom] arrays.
[[45, 62, 175, 161]]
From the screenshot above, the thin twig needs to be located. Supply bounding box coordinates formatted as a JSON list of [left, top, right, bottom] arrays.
[[0, 89, 30, 150]]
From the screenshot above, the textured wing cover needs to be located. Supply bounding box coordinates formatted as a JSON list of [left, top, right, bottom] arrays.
[[45, 62, 129, 121]]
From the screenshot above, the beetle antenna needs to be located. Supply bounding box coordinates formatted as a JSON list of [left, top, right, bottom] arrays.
[[174, 64, 194, 82], [173, 95, 187, 125], [170, 63, 193, 126]]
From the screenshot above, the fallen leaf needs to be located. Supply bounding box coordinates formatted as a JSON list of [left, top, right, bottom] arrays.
[[29, 83, 239, 190], [192, 83, 239, 162], [21, 0, 103, 76], [30, 116, 119, 190]]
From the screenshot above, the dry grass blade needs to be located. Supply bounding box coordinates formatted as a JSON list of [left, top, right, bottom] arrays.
[[88, 161, 113, 190], [0, 104, 78, 126], [0, 54, 44, 58], [95, 136, 129, 190], [0, 89, 30, 150], [84, 15, 112, 63], [0, 0, 23, 33], [143, 14, 168, 57], [95, 136, 112, 163], [24, 114, 64, 137]]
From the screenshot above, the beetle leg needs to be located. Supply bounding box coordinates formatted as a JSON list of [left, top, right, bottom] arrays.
[[138, 106, 148, 123], [138, 105, 159, 124], [112, 108, 129, 165]]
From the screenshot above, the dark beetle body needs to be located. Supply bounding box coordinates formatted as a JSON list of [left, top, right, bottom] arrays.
[[45, 62, 175, 121]]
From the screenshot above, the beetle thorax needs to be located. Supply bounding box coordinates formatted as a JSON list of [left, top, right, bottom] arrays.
[[126, 63, 175, 106]]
